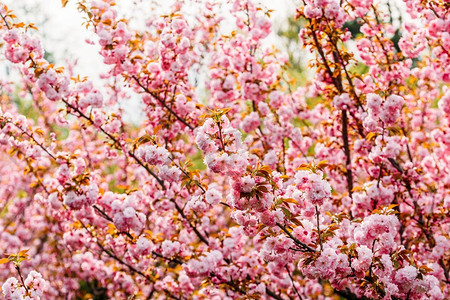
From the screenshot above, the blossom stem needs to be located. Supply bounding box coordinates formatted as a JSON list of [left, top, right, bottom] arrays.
[[216, 121, 226, 152], [15, 265, 29, 295]]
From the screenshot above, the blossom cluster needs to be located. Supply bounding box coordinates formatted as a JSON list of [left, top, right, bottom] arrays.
[[0, 0, 448, 299], [2, 271, 47, 300]]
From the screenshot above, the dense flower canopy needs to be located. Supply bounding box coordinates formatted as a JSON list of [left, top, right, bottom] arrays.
[[0, 0, 449, 299]]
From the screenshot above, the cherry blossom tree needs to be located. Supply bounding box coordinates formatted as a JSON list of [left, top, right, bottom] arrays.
[[0, 0, 449, 299]]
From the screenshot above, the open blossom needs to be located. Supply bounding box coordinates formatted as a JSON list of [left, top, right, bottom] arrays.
[[2, 271, 47, 300], [135, 144, 170, 165], [263, 150, 278, 168], [158, 165, 181, 182], [354, 214, 400, 253], [196, 116, 243, 155], [351, 245, 373, 272], [185, 250, 223, 276], [203, 150, 249, 176], [110, 194, 146, 232], [240, 175, 256, 193], [332, 93, 351, 110], [161, 240, 181, 258], [205, 187, 221, 205], [292, 220, 314, 244], [135, 236, 154, 255], [78, 90, 104, 109], [241, 112, 260, 133], [2, 278, 23, 300], [305, 174, 331, 205], [3, 29, 43, 63], [364, 93, 405, 130], [195, 118, 219, 154], [366, 93, 382, 116], [36, 69, 70, 101], [294, 170, 331, 205], [24, 271, 47, 299], [186, 195, 209, 212], [63, 191, 85, 210], [269, 91, 284, 108], [395, 266, 418, 291], [303, 247, 338, 278], [380, 95, 405, 125], [304, 5, 322, 19], [438, 88, 450, 124]]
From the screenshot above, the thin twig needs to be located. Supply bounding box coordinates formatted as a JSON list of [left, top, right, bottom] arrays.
[[0, 11, 11, 30], [172, 199, 209, 246], [277, 223, 317, 252], [11, 122, 57, 161], [285, 265, 303, 300]]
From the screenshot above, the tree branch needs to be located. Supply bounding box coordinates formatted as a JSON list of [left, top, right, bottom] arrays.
[[131, 76, 194, 130], [277, 223, 318, 252]]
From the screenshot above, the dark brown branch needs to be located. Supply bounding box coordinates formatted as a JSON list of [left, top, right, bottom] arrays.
[[92, 205, 114, 222], [151, 250, 184, 266], [266, 287, 284, 300], [439, 259, 449, 284], [310, 26, 341, 91], [170, 156, 206, 193], [309, 23, 354, 199], [172, 199, 209, 246], [277, 223, 318, 252], [92, 206, 184, 266], [96, 240, 151, 281], [335, 288, 370, 300], [342, 109, 354, 198]]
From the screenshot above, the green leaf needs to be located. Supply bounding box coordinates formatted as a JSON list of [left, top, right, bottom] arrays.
[[281, 207, 291, 219]]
